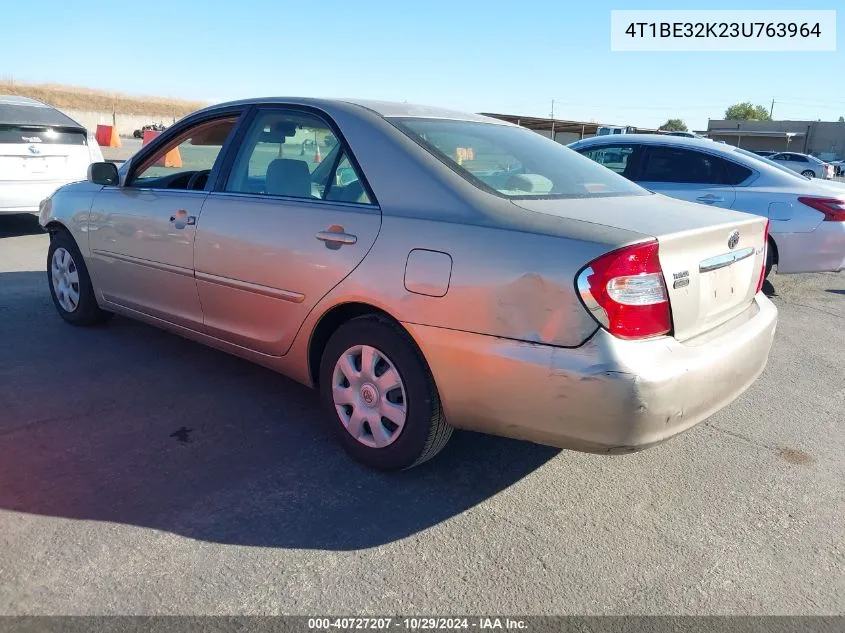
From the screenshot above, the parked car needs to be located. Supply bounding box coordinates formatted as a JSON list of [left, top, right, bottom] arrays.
[[0, 95, 103, 214], [753, 150, 777, 158], [829, 159, 845, 177], [769, 151, 834, 179], [661, 131, 706, 139], [569, 134, 845, 276], [39, 98, 777, 471]]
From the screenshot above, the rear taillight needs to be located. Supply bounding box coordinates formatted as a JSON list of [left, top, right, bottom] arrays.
[[576, 239, 671, 340], [756, 219, 770, 294], [798, 196, 845, 222]]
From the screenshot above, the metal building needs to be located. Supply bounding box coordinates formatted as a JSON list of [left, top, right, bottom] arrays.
[[706, 119, 845, 159]]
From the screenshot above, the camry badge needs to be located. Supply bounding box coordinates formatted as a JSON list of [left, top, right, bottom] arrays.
[[728, 230, 740, 250]]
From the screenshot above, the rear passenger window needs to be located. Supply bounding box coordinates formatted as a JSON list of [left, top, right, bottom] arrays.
[[639, 147, 748, 185], [325, 152, 372, 204], [722, 159, 752, 185], [225, 109, 372, 204]]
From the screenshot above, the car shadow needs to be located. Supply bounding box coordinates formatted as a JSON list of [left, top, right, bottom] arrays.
[[827, 289, 845, 296], [0, 213, 44, 238], [0, 271, 560, 551]]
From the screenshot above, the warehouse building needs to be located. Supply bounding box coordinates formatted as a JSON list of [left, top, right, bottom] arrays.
[[481, 113, 658, 144], [706, 119, 845, 159]]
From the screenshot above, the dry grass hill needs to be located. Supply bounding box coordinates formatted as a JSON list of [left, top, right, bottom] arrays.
[[0, 80, 207, 117]]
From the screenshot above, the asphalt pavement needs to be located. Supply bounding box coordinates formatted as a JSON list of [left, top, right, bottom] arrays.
[[0, 213, 843, 615]]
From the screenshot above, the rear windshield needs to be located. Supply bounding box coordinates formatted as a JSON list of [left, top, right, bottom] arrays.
[[390, 118, 648, 199], [0, 125, 87, 145]]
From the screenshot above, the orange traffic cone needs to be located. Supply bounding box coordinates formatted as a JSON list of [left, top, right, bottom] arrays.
[[141, 129, 160, 146], [162, 147, 182, 168], [314, 145, 322, 163], [142, 129, 181, 167], [95, 124, 121, 148]]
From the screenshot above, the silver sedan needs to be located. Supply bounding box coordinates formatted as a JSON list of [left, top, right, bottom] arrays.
[[570, 135, 845, 276], [39, 98, 778, 470]]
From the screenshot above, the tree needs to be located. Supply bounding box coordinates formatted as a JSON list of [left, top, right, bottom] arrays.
[[659, 118, 688, 132], [724, 102, 772, 121], [839, 116, 844, 122]]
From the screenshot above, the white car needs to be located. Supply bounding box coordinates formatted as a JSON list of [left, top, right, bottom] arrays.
[[569, 134, 845, 276], [1, 95, 104, 214], [768, 151, 834, 180]]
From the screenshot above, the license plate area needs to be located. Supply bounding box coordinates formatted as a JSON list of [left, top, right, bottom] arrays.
[[699, 250, 755, 319]]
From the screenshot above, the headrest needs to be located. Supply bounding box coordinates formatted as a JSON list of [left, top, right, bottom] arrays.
[[265, 159, 311, 198]]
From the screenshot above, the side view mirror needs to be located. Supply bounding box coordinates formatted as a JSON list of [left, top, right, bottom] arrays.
[[88, 162, 119, 186]]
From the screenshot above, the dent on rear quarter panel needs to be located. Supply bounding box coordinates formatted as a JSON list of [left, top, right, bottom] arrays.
[[331, 216, 614, 348]]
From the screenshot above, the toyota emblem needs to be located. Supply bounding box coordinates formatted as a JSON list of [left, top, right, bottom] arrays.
[[727, 230, 740, 250]]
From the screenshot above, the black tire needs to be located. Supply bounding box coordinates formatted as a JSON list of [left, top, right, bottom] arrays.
[[47, 230, 113, 326], [764, 238, 775, 279], [801, 170, 815, 178], [318, 315, 452, 471]]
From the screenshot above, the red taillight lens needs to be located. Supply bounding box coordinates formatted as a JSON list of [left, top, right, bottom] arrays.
[[576, 239, 671, 340], [756, 219, 770, 294], [798, 196, 845, 222]]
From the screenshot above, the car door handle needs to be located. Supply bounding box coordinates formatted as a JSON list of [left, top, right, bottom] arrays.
[[169, 210, 196, 226], [316, 230, 357, 245], [696, 195, 724, 204]]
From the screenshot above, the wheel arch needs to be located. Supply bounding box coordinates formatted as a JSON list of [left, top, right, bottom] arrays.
[[43, 219, 72, 237], [307, 301, 423, 387], [768, 234, 779, 265]]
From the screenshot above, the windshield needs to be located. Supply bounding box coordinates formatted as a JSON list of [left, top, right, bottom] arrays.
[[390, 118, 648, 199], [733, 147, 811, 181]]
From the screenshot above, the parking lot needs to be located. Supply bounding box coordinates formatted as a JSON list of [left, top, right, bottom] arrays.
[[1, 211, 843, 615]]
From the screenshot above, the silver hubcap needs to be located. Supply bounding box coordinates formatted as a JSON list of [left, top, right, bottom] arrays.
[[332, 344, 407, 448], [51, 247, 80, 313]]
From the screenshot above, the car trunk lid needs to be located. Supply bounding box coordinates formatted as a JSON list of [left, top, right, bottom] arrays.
[[0, 125, 91, 182], [511, 193, 768, 342]]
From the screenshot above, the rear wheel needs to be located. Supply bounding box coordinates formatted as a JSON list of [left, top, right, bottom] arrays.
[[801, 169, 815, 178], [47, 230, 113, 326], [318, 315, 452, 471]]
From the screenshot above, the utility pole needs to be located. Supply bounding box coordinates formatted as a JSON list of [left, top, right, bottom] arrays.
[[770, 99, 775, 119], [550, 99, 556, 141]]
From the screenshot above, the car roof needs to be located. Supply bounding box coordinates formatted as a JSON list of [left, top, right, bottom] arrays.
[[571, 133, 760, 158], [572, 132, 830, 184], [193, 97, 515, 126], [0, 94, 85, 129]]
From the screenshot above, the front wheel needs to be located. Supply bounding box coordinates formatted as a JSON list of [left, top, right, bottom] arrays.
[[801, 170, 815, 178], [318, 316, 452, 471], [47, 231, 113, 326]]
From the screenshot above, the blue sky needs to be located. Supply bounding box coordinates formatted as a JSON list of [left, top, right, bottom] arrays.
[[0, 0, 842, 130]]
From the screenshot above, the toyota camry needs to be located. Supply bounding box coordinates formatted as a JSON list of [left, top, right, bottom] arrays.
[[38, 98, 778, 470]]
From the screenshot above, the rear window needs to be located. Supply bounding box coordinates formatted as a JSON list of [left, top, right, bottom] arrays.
[[0, 125, 87, 145], [390, 118, 647, 199], [639, 146, 751, 185]]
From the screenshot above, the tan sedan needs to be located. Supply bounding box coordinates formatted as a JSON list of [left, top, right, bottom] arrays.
[[39, 98, 778, 470]]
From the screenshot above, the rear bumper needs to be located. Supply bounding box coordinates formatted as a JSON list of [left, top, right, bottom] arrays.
[[406, 294, 778, 452], [0, 181, 68, 214]]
